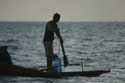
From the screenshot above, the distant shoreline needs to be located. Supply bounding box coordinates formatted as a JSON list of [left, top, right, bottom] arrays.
[[0, 21, 125, 23]]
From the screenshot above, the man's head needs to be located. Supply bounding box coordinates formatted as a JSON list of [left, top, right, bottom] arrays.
[[53, 13, 60, 23]]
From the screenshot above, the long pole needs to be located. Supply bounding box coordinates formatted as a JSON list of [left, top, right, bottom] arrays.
[[38, 63, 80, 68], [60, 42, 69, 67]]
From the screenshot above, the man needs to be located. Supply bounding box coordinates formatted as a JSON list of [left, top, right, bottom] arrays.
[[43, 13, 63, 70], [0, 46, 13, 65]]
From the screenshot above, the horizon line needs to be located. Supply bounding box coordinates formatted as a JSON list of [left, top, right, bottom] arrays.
[[0, 20, 125, 23]]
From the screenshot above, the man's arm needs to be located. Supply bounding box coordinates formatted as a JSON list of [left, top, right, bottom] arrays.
[[47, 22, 58, 32], [47, 22, 63, 43], [55, 28, 63, 43]]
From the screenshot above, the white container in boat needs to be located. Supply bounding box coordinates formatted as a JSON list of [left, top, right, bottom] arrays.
[[52, 54, 62, 72]]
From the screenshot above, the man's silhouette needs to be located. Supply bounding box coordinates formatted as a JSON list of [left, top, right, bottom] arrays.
[[43, 13, 63, 70]]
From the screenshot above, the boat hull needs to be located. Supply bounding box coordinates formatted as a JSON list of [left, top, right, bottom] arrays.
[[0, 65, 110, 78]]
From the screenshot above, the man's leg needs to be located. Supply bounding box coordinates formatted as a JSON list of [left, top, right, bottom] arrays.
[[43, 41, 53, 69]]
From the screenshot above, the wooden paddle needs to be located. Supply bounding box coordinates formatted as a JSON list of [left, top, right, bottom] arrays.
[[60, 42, 69, 67]]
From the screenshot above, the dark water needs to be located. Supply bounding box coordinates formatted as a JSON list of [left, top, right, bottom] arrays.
[[0, 22, 125, 83]]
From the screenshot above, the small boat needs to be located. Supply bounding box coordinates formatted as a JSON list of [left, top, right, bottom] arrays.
[[0, 64, 110, 78]]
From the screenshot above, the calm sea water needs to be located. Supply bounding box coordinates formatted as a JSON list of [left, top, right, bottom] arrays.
[[0, 22, 125, 83]]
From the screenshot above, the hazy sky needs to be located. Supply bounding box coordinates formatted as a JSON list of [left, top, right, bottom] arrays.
[[0, 0, 125, 21]]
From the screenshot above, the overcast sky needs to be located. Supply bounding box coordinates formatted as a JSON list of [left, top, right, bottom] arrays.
[[0, 0, 125, 21]]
